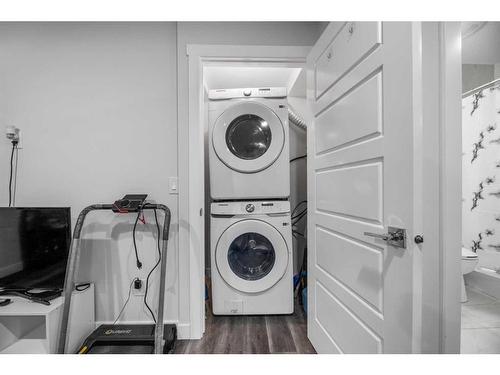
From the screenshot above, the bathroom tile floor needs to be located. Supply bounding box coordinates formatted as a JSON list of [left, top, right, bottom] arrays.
[[461, 285, 500, 354]]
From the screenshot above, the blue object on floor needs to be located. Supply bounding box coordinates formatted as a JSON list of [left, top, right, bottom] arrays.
[[302, 287, 307, 315], [293, 274, 300, 289]]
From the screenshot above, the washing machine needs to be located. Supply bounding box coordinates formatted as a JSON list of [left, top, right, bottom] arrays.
[[210, 200, 293, 315], [208, 87, 290, 200]]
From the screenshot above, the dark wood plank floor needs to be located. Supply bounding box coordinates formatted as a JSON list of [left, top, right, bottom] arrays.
[[173, 301, 316, 354]]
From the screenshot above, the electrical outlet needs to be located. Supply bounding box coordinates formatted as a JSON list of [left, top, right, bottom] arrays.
[[132, 278, 145, 296]]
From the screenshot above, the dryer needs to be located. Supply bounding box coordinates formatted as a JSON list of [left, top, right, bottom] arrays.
[[210, 200, 293, 315], [208, 87, 290, 200]]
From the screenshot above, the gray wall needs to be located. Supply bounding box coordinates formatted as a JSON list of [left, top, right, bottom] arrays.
[[0, 22, 180, 324], [462, 22, 500, 93], [462, 64, 495, 93]]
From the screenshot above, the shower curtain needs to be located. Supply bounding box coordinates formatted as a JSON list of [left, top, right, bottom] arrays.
[[462, 79, 500, 273]]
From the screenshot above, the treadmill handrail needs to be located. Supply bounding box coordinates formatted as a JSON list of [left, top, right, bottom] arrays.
[[57, 203, 171, 354]]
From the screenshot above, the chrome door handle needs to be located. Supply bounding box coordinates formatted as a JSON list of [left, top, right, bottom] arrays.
[[364, 232, 390, 241], [364, 226, 407, 249]]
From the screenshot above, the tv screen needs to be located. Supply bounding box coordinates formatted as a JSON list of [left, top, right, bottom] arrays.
[[0, 207, 71, 290]]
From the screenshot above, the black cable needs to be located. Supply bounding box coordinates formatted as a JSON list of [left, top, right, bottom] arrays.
[[132, 208, 143, 269], [144, 208, 161, 324], [292, 210, 308, 226], [293, 230, 305, 238], [291, 200, 307, 217], [113, 278, 135, 325], [290, 155, 307, 163], [75, 283, 91, 292], [292, 208, 307, 221], [8, 143, 16, 207]]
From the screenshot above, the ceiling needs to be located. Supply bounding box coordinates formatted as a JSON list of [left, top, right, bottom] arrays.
[[462, 22, 500, 64], [203, 65, 305, 97]]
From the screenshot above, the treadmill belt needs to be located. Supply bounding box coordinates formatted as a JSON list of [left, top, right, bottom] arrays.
[[87, 343, 154, 354]]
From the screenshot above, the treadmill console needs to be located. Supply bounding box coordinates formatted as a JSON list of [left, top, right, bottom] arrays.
[[112, 194, 148, 213]]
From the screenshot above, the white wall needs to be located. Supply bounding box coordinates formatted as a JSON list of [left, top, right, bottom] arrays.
[[0, 22, 179, 325]]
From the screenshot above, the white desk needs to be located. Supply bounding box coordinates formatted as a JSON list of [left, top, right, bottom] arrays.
[[0, 284, 95, 354]]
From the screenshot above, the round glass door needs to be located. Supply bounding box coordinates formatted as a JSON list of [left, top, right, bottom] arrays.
[[227, 232, 276, 281], [215, 219, 289, 294], [212, 101, 285, 173], [225, 115, 272, 160]]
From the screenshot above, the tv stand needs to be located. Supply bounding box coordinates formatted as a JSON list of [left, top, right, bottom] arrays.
[[0, 284, 94, 353]]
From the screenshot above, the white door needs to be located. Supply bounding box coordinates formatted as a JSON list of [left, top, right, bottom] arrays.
[[307, 22, 421, 353]]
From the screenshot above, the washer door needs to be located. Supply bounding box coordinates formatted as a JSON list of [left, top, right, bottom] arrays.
[[216, 219, 289, 294], [212, 101, 285, 173]]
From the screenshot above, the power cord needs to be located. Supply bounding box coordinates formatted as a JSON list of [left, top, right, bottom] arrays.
[[113, 278, 136, 325], [8, 141, 17, 207], [144, 208, 162, 324], [290, 154, 306, 163], [291, 200, 307, 217], [132, 208, 143, 269]]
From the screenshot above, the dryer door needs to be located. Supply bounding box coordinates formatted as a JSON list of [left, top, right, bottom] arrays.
[[215, 219, 289, 293], [212, 101, 285, 173]]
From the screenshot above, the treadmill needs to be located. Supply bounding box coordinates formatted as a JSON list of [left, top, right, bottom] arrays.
[[57, 195, 176, 354], [77, 324, 176, 354]]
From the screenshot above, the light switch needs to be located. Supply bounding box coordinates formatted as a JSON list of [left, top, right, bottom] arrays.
[[169, 177, 178, 195]]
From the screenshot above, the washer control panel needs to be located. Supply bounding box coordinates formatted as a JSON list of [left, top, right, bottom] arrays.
[[208, 87, 287, 100], [211, 200, 290, 215]]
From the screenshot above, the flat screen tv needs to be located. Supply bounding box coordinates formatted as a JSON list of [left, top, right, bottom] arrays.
[[0, 207, 71, 290]]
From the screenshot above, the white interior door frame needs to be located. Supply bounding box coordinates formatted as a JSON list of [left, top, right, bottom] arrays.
[[420, 22, 462, 353], [183, 44, 309, 339]]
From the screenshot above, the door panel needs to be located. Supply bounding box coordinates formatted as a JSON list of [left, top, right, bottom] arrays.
[[315, 22, 382, 99], [307, 22, 419, 353], [316, 160, 383, 223], [316, 227, 383, 312], [315, 71, 382, 154], [316, 282, 383, 354]]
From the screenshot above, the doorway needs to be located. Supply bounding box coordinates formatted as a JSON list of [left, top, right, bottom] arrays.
[[460, 21, 500, 354], [178, 44, 313, 353]]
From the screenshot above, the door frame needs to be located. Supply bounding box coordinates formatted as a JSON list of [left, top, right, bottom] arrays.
[[420, 22, 462, 353], [182, 44, 309, 339]]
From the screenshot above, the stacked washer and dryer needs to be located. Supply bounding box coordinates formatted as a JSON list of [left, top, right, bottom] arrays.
[[208, 87, 294, 315]]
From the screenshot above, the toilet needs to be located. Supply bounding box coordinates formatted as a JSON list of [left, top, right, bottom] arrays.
[[461, 247, 479, 302]]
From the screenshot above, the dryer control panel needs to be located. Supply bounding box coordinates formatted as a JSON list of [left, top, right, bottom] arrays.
[[208, 87, 287, 100], [211, 200, 290, 215]]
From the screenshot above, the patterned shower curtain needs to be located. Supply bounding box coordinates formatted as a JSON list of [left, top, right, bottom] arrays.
[[462, 79, 500, 273]]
